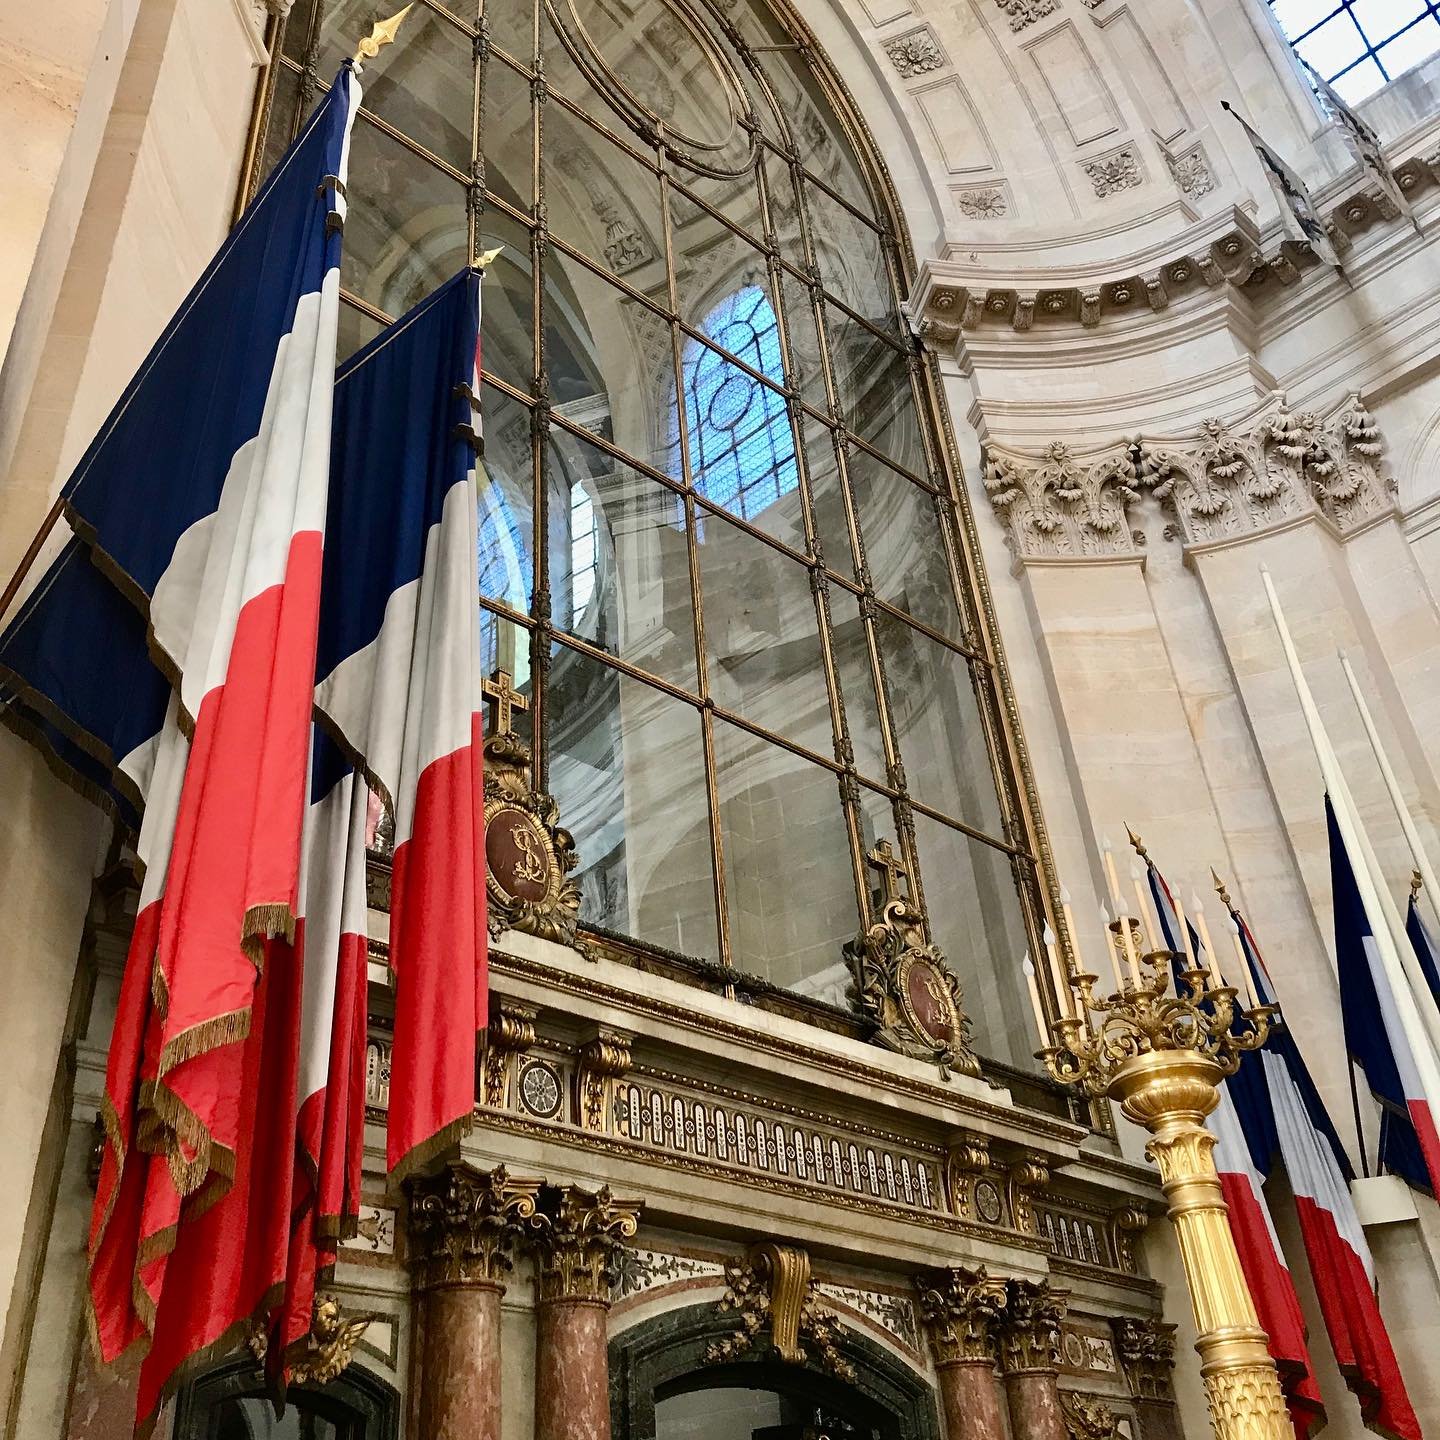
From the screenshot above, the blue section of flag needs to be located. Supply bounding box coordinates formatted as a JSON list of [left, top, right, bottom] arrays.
[[61, 69, 355, 600], [312, 267, 481, 802], [0, 541, 170, 828], [1329, 794, 1430, 1191], [1406, 896, 1440, 1003]]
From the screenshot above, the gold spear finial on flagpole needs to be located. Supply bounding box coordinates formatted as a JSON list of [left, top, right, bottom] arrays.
[[1413, 869, 1425, 903], [1124, 823, 1148, 861], [476, 245, 503, 269], [1211, 867, 1234, 911], [353, 4, 414, 69]]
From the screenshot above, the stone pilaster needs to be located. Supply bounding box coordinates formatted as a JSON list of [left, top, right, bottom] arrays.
[[915, 1266, 1009, 1440], [527, 1185, 643, 1440], [406, 1164, 542, 1440], [1113, 1317, 1181, 1440], [998, 1279, 1069, 1440]]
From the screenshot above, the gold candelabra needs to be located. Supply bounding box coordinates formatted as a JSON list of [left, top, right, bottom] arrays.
[[1032, 906, 1289, 1440]]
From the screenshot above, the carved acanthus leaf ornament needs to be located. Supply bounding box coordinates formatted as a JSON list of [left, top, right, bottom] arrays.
[[527, 1184, 642, 1303], [915, 1264, 1009, 1363], [999, 1278, 1068, 1375], [407, 1163, 544, 1289]]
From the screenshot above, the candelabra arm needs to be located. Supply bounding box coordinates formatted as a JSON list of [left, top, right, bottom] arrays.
[[1108, 1052, 1289, 1440]]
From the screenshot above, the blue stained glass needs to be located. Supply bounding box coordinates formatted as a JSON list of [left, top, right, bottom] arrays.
[[675, 286, 798, 523]]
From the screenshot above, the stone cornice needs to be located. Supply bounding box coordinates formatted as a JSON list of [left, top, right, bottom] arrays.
[[909, 150, 1439, 343], [982, 389, 1396, 562]]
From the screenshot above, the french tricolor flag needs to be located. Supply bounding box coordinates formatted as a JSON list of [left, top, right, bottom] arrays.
[[1228, 903, 1421, 1440], [313, 268, 487, 1179], [5, 65, 363, 1420], [1331, 796, 1440, 1197], [1142, 860, 1325, 1438]]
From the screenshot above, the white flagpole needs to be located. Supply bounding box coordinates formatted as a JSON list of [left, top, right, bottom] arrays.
[[1261, 569, 1440, 1105], [1340, 651, 1440, 923]]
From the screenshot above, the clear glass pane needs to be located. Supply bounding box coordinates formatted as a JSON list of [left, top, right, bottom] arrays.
[[545, 249, 679, 473], [876, 611, 1005, 838], [213, 1396, 340, 1440], [910, 811, 1035, 1070], [763, 147, 807, 264], [1297, 12, 1368, 74], [1352, 0, 1426, 41], [672, 207, 773, 337], [544, 102, 666, 287], [343, 117, 468, 318], [337, 299, 384, 362], [696, 513, 833, 759], [848, 453, 960, 639], [479, 607, 533, 700], [548, 426, 699, 693], [483, 0, 531, 65], [258, 65, 302, 184], [548, 645, 720, 958], [1270, 0, 1342, 40], [478, 211, 535, 391], [713, 718, 857, 1002], [805, 181, 897, 335], [1377, 15, 1440, 74], [828, 314, 924, 477], [775, 266, 827, 418], [478, 383, 535, 614], [1330, 55, 1387, 100], [676, 324, 806, 551], [802, 419, 857, 579], [830, 596, 889, 785], [483, 57, 533, 216]]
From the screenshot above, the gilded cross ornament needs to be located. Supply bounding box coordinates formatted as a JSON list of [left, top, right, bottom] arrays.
[[482, 667, 530, 739], [1030, 827, 1288, 1440], [865, 838, 909, 907]]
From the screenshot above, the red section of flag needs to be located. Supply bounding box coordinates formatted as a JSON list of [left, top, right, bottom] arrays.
[[1218, 1172, 1325, 1438], [1293, 1197, 1421, 1440], [387, 711, 487, 1176]]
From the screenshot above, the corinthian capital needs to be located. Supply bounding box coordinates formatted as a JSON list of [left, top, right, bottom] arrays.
[[1112, 1316, 1178, 1400], [915, 1265, 1009, 1365], [527, 1184, 643, 1303], [406, 1163, 543, 1290], [999, 1278, 1068, 1375]]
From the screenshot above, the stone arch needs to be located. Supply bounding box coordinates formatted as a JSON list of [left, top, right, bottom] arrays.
[[609, 1299, 941, 1440]]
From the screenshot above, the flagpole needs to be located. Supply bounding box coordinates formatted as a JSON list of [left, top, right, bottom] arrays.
[[0, 495, 65, 628], [1261, 568, 1440, 1107], [1340, 651, 1440, 921]]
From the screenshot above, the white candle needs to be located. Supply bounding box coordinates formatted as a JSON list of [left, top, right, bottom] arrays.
[[1171, 887, 1199, 972], [1228, 917, 1261, 1011], [1098, 904, 1125, 991], [1022, 953, 1050, 1048], [1191, 895, 1226, 990], [1059, 886, 1088, 979], [1101, 835, 1125, 911], [1131, 863, 1162, 953], [1043, 922, 1072, 1018]]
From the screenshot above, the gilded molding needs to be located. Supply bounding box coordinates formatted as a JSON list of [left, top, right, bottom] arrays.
[[999, 1278, 1068, 1376], [1112, 1316, 1178, 1402], [1004, 1153, 1050, 1236], [944, 1134, 993, 1221], [1062, 1391, 1121, 1440], [1107, 1205, 1150, 1276], [247, 1294, 374, 1385], [482, 999, 538, 1109], [406, 1163, 543, 1291], [915, 1264, 1008, 1365], [527, 1184, 642, 1304], [576, 1025, 633, 1131], [983, 391, 1395, 560], [706, 1243, 856, 1380]]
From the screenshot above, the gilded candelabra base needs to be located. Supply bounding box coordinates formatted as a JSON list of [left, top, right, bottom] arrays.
[[1107, 1051, 1289, 1440]]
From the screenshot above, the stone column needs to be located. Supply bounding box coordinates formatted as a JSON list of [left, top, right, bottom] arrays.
[[998, 1279, 1069, 1440], [527, 1185, 643, 1440], [407, 1163, 543, 1440], [915, 1266, 1010, 1440], [1113, 1317, 1182, 1440]]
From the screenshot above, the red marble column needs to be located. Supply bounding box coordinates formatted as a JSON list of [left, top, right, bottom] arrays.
[[529, 1185, 643, 1440], [916, 1266, 1011, 1440], [998, 1279, 1069, 1440], [407, 1164, 543, 1440]]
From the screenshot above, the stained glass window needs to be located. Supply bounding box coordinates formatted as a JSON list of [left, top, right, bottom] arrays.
[[1271, 0, 1440, 102], [678, 287, 798, 522]]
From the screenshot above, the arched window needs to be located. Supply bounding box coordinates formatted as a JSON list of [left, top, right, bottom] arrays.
[[676, 286, 798, 523], [257, 0, 1048, 1072]]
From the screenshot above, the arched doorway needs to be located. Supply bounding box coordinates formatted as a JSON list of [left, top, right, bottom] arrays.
[[610, 1303, 940, 1440]]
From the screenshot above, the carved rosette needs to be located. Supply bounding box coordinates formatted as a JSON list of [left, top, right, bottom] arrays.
[[915, 1265, 1009, 1366], [845, 894, 980, 1078], [1112, 1317, 1177, 1402], [527, 1185, 642, 1305], [575, 1026, 633, 1131], [406, 1163, 543, 1292], [999, 1279, 1068, 1376], [705, 1243, 855, 1381]]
